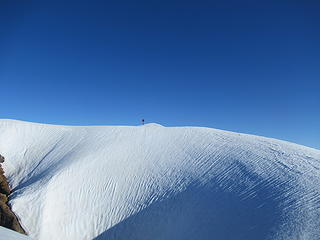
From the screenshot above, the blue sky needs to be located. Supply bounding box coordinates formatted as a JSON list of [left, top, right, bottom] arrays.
[[0, 0, 319, 149]]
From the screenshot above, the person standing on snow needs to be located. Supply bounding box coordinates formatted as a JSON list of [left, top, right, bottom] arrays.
[[142, 119, 145, 125]]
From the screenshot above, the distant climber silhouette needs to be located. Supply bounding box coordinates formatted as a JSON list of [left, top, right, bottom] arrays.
[[142, 119, 145, 125]]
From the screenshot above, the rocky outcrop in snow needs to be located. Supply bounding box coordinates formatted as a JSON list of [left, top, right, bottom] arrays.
[[0, 154, 26, 235]]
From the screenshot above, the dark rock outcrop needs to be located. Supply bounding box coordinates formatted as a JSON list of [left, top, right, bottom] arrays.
[[0, 154, 26, 234]]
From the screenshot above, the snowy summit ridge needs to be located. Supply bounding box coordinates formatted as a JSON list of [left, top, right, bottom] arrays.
[[0, 119, 319, 240]]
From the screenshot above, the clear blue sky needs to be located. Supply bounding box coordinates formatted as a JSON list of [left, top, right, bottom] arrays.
[[0, 0, 319, 149]]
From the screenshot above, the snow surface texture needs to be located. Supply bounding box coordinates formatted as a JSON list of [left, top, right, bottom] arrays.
[[0, 119, 320, 240], [0, 227, 30, 240]]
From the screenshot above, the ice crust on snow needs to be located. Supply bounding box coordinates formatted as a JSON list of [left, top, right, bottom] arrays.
[[0, 119, 319, 240]]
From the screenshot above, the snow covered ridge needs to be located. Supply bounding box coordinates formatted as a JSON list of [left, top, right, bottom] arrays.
[[0, 119, 319, 240]]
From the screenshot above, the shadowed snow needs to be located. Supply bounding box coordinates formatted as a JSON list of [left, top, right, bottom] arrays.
[[0, 226, 30, 240]]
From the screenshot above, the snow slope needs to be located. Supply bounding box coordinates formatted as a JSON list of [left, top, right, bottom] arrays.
[[0, 119, 319, 240], [0, 227, 30, 240]]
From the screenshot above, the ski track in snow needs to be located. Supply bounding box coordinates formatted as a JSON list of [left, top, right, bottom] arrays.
[[0, 119, 319, 240]]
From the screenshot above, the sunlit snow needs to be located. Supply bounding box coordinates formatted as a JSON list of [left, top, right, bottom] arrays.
[[0, 119, 319, 240]]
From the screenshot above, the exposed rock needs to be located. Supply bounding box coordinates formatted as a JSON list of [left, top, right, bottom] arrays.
[[0, 165, 10, 195], [0, 154, 26, 234]]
